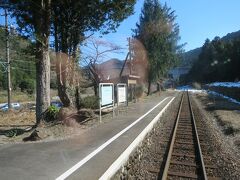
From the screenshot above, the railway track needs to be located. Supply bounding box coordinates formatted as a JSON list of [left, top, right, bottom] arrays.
[[162, 91, 211, 179]]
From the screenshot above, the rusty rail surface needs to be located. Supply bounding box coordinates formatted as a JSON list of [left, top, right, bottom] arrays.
[[162, 91, 208, 180]]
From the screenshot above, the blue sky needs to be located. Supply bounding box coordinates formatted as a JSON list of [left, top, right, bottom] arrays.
[[94, 0, 240, 59], [1, 0, 240, 60], [164, 0, 240, 50]]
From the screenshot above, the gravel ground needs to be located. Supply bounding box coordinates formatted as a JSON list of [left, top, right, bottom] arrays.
[[193, 92, 240, 153], [113, 92, 182, 179], [192, 92, 240, 179]]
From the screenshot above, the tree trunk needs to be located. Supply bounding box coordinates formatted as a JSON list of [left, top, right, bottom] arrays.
[[89, 65, 99, 96], [157, 83, 160, 91], [57, 83, 71, 107], [53, 11, 71, 107], [35, 0, 51, 124], [36, 42, 51, 124], [94, 83, 98, 96], [147, 80, 151, 96], [55, 53, 71, 107], [75, 86, 80, 110]]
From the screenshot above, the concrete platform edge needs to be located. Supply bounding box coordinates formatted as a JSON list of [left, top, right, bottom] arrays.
[[99, 97, 175, 180]]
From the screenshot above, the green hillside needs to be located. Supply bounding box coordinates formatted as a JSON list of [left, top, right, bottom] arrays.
[[221, 30, 240, 42], [181, 47, 201, 67], [184, 31, 240, 83], [0, 27, 36, 93], [182, 30, 240, 67]]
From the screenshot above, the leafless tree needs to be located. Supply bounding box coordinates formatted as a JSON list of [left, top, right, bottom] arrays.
[[82, 37, 124, 95], [51, 52, 82, 107]]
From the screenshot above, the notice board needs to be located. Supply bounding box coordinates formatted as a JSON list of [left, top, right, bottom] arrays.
[[101, 85, 113, 106]]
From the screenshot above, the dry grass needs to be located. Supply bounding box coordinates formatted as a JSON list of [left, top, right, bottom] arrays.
[[0, 89, 58, 103], [0, 109, 85, 144], [0, 110, 35, 127], [0, 91, 35, 103], [215, 110, 240, 135], [195, 92, 240, 135]]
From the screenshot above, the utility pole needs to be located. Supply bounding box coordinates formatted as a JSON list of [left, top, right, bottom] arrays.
[[128, 37, 132, 75], [5, 9, 11, 109]]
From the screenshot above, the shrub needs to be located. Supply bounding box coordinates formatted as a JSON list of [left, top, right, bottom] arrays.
[[80, 96, 99, 109], [44, 105, 59, 122]]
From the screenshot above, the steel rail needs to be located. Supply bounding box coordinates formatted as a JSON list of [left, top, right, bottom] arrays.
[[161, 93, 184, 179], [161, 91, 208, 180], [187, 91, 208, 180]]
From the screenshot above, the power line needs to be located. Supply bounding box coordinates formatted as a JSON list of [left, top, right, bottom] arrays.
[[1, 59, 36, 64], [83, 43, 127, 51], [82, 45, 125, 56], [11, 59, 36, 64], [11, 66, 36, 72]]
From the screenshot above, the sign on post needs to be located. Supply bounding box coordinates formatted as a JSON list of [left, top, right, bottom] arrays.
[[117, 83, 127, 106], [99, 83, 114, 122]]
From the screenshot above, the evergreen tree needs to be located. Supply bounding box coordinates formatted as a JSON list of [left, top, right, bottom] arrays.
[[133, 0, 182, 94], [0, 19, 36, 91], [1, 0, 136, 122], [186, 37, 240, 83], [51, 0, 136, 107], [2, 0, 52, 123]]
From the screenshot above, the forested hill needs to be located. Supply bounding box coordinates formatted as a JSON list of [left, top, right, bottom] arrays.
[[181, 47, 201, 67], [221, 30, 240, 41], [184, 30, 240, 83], [182, 30, 240, 66], [0, 27, 36, 93]]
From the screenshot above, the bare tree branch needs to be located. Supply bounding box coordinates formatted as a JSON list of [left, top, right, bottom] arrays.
[[82, 37, 123, 95]]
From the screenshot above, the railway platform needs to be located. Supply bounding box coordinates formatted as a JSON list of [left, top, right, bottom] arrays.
[[0, 91, 177, 180]]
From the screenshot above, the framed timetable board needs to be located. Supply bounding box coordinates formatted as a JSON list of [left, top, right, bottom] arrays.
[[117, 83, 127, 106], [99, 83, 114, 122]]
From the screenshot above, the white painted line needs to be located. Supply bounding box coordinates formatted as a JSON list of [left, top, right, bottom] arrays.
[[99, 97, 175, 180], [55, 97, 169, 180]]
